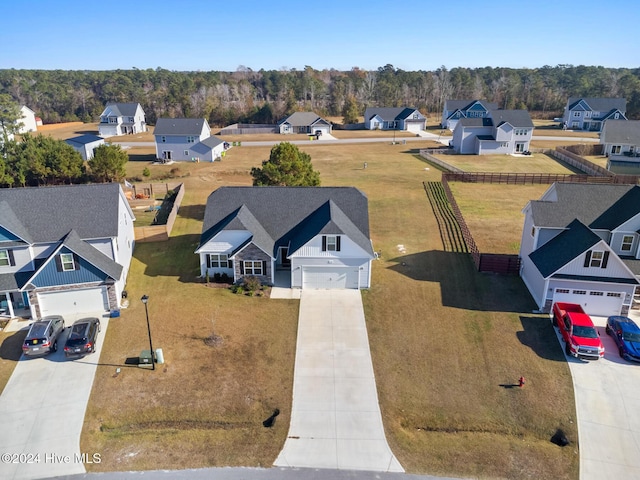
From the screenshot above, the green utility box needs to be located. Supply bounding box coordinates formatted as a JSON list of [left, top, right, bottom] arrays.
[[139, 350, 153, 367]]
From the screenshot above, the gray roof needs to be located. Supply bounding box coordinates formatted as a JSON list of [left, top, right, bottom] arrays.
[[154, 118, 210, 136], [567, 97, 627, 113], [0, 183, 123, 243], [199, 187, 373, 257], [489, 110, 534, 128], [444, 100, 498, 112], [59, 230, 122, 280], [65, 134, 105, 146], [364, 107, 421, 122], [104, 102, 142, 117], [457, 118, 493, 127], [601, 120, 640, 144], [530, 183, 640, 229], [279, 112, 328, 127], [191, 136, 225, 155]]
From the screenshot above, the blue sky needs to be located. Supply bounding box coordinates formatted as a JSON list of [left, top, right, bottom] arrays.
[[2, 0, 639, 71]]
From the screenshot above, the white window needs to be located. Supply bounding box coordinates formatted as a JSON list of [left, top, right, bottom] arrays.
[[573, 111, 581, 117], [161, 136, 166, 143], [622, 235, 634, 252], [0, 250, 9, 267], [184, 150, 189, 156], [615, 113, 620, 119], [244, 261, 263, 275], [325, 235, 340, 251], [187, 136, 196, 143], [584, 112, 591, 118], [612, 145, 622, 154], [109, 117, 118, 124], [501, 142, 509, 148], [60, 253, 75, 271], [209, 254, 228, 268], [589, 251, 604, 267]]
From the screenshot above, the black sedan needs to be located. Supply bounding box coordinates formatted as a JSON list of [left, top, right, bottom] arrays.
[[64, 317, 101, 357], [606, 315, 640, 362]]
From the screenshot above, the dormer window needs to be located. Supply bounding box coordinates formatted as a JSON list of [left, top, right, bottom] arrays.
[[322, 235, 341, 252], [621, 235, 634, 252], [584, 250, 609, 268], [60, 253, 76, 271]]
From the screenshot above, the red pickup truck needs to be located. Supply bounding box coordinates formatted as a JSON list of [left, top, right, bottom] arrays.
[[553, 302, 604, 360]]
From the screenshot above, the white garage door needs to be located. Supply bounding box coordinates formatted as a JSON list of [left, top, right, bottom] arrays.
[[302, 267, 359, 289], [406, 122, 423, 133], [553, 288, 624, 317], [38, 287, 109, 317]]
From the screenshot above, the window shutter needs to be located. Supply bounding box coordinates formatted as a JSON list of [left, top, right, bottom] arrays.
[[228, 259, 233, 269], [322, 236, 327, 251], [336, 236, 341, 252], [240, 261, 245, 275], [206, 255, 211, 268], [8, 250, 15, 266], [602, 251, 609, 269], [583, 251, 592, 268], [55, 255, 62, 272], [262, 260, 267, 274], [73, 254, 81, 270]]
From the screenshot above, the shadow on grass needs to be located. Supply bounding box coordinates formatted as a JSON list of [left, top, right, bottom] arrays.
[[516, 316, 567, 362], [134, 233, 202, 283], [0, 329, 27, 361], [128, 153, 156, 162], [387, 250, 537, 313], [176, 204, 205, 221], [75, 128, 99, 135]]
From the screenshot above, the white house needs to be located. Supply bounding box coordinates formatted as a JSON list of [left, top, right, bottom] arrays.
[[196, 187, 375, 289], [18, 106, 38, 134], [451, 110, 534, 155], [519, 182, 640, 317], [65, 134, 105, 160], [562, 97, 626, 132], [278, 112, 332, 136], [154, 118, 228, 162], [98, 102, 147, 137], [364, 107, 426, 133]]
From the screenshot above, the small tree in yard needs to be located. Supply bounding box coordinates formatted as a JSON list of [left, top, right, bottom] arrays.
[[251, 142, 320, 186], [342, 95, 359, 125], [89, 144, 128, 182]]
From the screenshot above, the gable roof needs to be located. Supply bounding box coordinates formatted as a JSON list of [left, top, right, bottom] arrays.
[[530, 183, 639, 230], [279, 112, 327, 127], [0, 183, 125, 242], [65, 134, 105, 146], [199, 187, 373, 256], [190, 136, 225, 155], [444, 100, 498, 112], [529, 219, 602, 277], [364, 107, 421, 122], [58, 230, 123, 280], [457, 117, 493, 128], [601, 120, 640, 144], [154, 118, 210, 136], [489, 110, 533, 128], [567, 97, 626, 112], [103, 102, 143, 117]]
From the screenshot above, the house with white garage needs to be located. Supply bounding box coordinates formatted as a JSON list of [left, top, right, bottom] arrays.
[[154, 118, 227, 162], [65, 134, 105, 160], [364, 107, 426, 133], [196, 187, 374, 289], [562, 97, 626, 131], [98, 102, 147, 137], [441, 99, 498, 131], [451, 109, 534, 155], [519, 182, 640, 316], [0, 183, 135, 319], [278, 112, 332, 136]]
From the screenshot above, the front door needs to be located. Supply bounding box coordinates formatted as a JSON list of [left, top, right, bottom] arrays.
[[279, 247, 290, 268]]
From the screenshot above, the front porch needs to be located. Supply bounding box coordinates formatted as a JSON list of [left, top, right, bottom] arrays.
[[0, 291, 31, 320]]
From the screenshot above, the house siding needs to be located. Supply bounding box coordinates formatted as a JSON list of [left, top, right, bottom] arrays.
[[233, 243, 272, 285], [558, 244, 630, 279], [31, 249, 109, 288]]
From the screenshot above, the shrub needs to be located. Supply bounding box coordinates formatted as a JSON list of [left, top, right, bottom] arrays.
[[213, 272, 221, 283], [142, 167, 151, 177], [243, 276, 262, 293]]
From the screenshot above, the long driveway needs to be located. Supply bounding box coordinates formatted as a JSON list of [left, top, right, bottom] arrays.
[[555, 313, 640, 479], [274, 290, 403, 472], [0, 314, 109, 480]]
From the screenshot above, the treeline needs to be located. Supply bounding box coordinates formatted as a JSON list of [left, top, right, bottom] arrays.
[[1, 64, 639, 127]]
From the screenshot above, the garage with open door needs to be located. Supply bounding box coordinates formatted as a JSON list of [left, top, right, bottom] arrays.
[[302, 267, 359, 289], [37, 287, 109, 317], [552, 288, 624, 317]]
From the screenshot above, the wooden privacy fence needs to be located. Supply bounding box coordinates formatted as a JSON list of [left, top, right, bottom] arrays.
[[134, 183, 185, 243]]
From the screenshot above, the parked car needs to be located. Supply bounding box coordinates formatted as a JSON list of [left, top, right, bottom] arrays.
[[64, 318, 101, 357], [22, 315, 66, 356], [553, 302, 604, 359], [606, 316, 640, 362]]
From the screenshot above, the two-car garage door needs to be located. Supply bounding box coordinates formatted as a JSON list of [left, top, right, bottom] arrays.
[[38, 287, 109, 317], [302, 267, 359, 289], [553, 288, 624, 317]]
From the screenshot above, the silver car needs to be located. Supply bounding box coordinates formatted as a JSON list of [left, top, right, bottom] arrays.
[[22, 316, 66, 356]]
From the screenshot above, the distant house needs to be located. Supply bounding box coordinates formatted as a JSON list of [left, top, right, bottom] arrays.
[[196, 186, 374, 289], [154, 118, 227, 162], [562, 97, 626, 132], [519, 182, 640, 316], [278, 112, 332, 136], [601, 119, 640, 174], [65, 134, 105, 160], [18, 106, 38, 134], [451, 109, 534, 155], [441, 100, 498, 131], [364, 107, 426, 133], [98, 102, 147, 137], [0, 183, 135, 319]]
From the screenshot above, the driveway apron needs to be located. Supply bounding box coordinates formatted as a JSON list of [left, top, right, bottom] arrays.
[[274, 289, 403, 472], [0, 313, 109, 480]]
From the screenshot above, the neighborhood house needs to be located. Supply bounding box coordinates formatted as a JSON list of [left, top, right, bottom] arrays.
[[600, 119, 640, 174], [278, 112, 332, 136], [363, 107, 426, 133], [98, 102, 147, 137], [0, 183, 135, 319], [154, 118, 227, 162], [519, 183, 640, 317], [562, 97, 626, 131], [441, 100, 498, 131], [18, 106, 38, 134], [196, 186, 374, 289], [65, 134, 105, 160]]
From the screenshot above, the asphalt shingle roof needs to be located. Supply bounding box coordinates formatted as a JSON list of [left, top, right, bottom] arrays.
[[154, 118, 210, 136], [444, 100, 499, 112], [65, 134, 104, 146], [199, 187, 373, 257], [567, 97, 626, 113], [601, 120, 640, 144], [490, 110, 534, 128], [279, 112, 327, 127], [364, 107, 421, 122], [104, 102, 142, 117]]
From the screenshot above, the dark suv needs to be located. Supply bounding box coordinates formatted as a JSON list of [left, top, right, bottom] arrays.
[[22, 316, 66, 356], [64, 318, 101, 357]]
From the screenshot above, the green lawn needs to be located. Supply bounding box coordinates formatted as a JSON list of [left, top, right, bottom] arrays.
[[432, 152, 575, 173]]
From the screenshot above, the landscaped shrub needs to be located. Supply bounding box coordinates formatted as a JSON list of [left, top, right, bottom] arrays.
[[243, 276, 262, 295], [142, 167, 151, 177]]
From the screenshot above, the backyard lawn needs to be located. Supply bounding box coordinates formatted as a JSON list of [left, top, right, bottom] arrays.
[[431, 152, 577, 174]]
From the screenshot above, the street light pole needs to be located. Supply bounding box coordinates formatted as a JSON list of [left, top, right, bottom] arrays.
[[141, 294, 155, 370]]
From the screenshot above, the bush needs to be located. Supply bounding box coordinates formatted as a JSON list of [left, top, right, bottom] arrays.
[[243, 276, 262, 293], [142, 167, 151, 177]]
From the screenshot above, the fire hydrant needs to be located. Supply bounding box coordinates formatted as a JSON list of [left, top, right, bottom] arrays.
[[519, 376, 525, 388]]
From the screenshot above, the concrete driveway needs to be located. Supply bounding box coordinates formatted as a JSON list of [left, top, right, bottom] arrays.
[[274, 289, 403, 472], [0, 313, 110, 480], [554, 313, 640, 479]]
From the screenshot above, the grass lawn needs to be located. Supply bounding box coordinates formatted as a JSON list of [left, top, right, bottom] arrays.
[[432, 152, 576, 174], [583, 155, 609, 168]]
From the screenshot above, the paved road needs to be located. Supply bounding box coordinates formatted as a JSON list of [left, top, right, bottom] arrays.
[[274, 290, 403, 472], [0, 313, 110, 480]]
